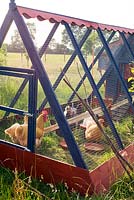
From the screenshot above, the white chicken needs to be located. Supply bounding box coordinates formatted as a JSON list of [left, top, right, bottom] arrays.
[[64, 104, 77, 119], [85, 118, 104, 141], [82, 113, 96, 128]]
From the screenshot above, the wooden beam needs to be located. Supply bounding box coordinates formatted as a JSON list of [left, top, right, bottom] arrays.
[[44, 96, 132, 134], [44, 107, 102, 134]]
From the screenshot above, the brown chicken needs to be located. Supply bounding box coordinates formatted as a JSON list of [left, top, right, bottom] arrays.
[[5, 123, 20, 144], [5, 112, 48, 147], [15, 124, 28, 146], [16, 113, 47, 147]]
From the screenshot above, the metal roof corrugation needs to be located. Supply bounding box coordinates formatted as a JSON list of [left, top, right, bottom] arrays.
[[17, 6, 134, 34]]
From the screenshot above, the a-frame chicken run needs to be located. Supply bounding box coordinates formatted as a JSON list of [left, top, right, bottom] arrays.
[[0, 0, 134, 196]]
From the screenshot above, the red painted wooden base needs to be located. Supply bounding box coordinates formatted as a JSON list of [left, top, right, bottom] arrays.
[[90, 144, 134, 194], [0, 142, 134, 196]]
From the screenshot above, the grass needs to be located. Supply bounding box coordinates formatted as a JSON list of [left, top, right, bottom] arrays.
[[0, 166, 134, 199], [0, 52, 103, 118], [1, 52, 134, 198], [1, 114, 134, 171], [38, 115, 134, 170], [4, 52, 102, 105]]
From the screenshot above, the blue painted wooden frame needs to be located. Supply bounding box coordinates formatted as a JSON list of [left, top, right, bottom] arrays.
[[3, 23, 59, 118], [97, 28, 134, 111], [3, 3, 134, 116], [10, 1, 87, 169], [64, 22, 124, 149], [38, 28, 92, 112], [2, 0, 134, 167], [68, 31, 116, 103], [0, 66, 37, 152], [27, 70, 37, 152], [0, 9, 13, 46]]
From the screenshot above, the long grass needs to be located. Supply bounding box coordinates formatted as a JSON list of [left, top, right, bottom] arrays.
[[0, 166, 134, 199]]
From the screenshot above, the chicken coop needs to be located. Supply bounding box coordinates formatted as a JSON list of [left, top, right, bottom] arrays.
[[0, 0, 134, 195]]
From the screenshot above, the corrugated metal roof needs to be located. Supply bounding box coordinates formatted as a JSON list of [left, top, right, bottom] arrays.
[[17, 6, 134, 34]]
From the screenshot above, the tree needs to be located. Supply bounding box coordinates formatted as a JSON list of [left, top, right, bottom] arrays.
[[62, 26, 87, 60], [24, 22, 36, 67], [10, 30, 24, 53], [10, 22, 36, 67], [54, 43, 72, 61], [49, 38, 56, 50], [61, 26, 120, 60], [0, 45, 7, 88], [0, 44, 7, 65], [82, 31, 100, 59], [26, 22, 36, 40], [54, 43, 71, 54], [62, 26, 87, 49], [61, 26, 101, 62]]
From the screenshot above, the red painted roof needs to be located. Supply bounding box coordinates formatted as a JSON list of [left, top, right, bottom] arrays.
[[17, 6, 134, 34]]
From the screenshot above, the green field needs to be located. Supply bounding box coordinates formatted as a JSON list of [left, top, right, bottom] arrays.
[[0, 52, 102, 112]]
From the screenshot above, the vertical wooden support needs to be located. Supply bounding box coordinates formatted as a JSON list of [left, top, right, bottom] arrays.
[[27, 71, 37, 152]]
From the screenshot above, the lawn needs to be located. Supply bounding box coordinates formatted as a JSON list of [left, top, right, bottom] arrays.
[[1, 52, 102, 112], [1, 112, 134, 171]]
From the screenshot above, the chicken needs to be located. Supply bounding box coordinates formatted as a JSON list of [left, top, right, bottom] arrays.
[[82, 113, 96, 128], [36, 113, 45, 130], [85, 118, 104, 141], [15, 119, 45, 147], [64, 104, 77, 119], [4, 123, 20, 143], [15, 124, 28, 146], [63, 104, 78, 128], [80, 113, 99, 129], [64, 105, 72, 118], [5, 110, 48, 147], [36, 113, 48, 147], [16, 113, 47, 147], [24, 115, 28, 124]]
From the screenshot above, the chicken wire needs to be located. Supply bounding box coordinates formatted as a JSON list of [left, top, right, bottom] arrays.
[[1, 33, 134, 170], [35, 60, 134, 170]]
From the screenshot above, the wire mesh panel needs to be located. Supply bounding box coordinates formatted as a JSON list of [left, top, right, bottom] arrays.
[[36, 81, 134, 170], [1, 8, 134, 171], [34, 29, 134, 170], [1, 35, 133, 170]]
